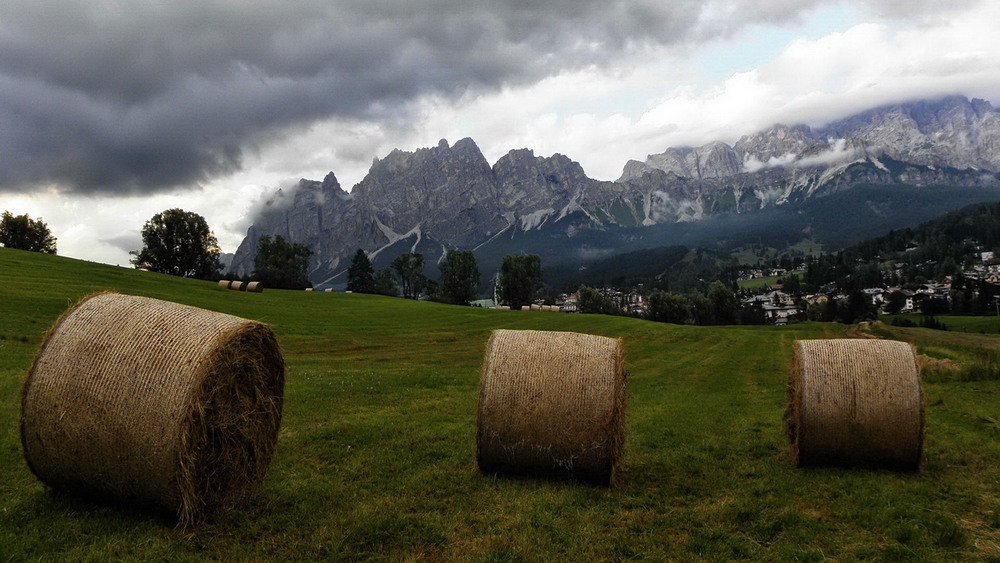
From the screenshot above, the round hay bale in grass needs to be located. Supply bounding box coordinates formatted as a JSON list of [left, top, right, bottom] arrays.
[[217, 280, 231, 289], [520, 305, 530, 311], [305, 287, 314, 292], [477, 329, 626, 485], [246, 281, 263, 293], [530, 303, 541, 311], [230, 281, 246, 291], [787, 339, 923, 470], [20, 293, 285, 525], [325, 288, 334, 293]]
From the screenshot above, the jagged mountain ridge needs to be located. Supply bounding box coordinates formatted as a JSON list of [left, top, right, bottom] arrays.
[[231, 95, 1000, 286]]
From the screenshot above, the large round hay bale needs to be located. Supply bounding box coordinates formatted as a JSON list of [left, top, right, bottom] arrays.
[[20, 293, 285, 525], [787, 339, 923, 470], [217, 280, 231, 289], [246, 281, 263, 293], [325, 288, 334, 293], [477, 329, 626, 485], [230, 281, 246, 291]]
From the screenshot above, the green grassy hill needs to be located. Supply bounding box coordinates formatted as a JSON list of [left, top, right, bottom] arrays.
[[2, 247, 999, 560]]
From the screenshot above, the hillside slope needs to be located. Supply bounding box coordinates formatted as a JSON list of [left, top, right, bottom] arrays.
[[1, 248, 998, 560]]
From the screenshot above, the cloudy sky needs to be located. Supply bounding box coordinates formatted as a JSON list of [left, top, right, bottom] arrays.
[[1, 0, 998, 266]]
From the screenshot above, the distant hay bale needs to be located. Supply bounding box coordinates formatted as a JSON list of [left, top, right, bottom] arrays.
[[20, 293, 285, 525], [477, 329, 626, 485], [520, 305, 530, 311], [786, 339, 923, 470], [246, 282, 263, 293], [218, 280, 231, 289], [230, 281, 246, 291], [305, 288, 314, 292], [530, 304, 541, 311], [325, 288, 334, 293], [499, 306, 510, 310]]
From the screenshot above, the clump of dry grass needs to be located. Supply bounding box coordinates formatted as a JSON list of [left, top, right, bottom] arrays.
[[20, 293, 285, 526], [786, 339, 923, 470], [477, 329, 626, 485]]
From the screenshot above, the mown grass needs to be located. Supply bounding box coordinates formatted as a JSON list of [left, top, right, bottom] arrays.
[[1, 247, 999, 560]]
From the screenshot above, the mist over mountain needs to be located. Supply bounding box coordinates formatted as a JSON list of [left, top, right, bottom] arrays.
[[231, 95, 1000, 287]]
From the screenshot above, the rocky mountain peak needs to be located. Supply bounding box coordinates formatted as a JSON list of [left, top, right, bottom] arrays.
[[230, 95, 1000, 286]]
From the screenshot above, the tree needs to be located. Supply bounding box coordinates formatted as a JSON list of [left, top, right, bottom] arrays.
[[437, 249, 480, 305], [0, 211, 57, 254], [346, 248, 375, 293], [646, 291, 690, 324], [373, 268, 399, 296], [496, 254, 543, 310], [707, 281, 739, 325], [577, 286, 620, 315], [131, 208, 221, 279], [392, 252, 426, 299], [252, 235, 313, 290]]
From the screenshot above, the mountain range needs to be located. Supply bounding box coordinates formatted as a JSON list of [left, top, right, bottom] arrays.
[[230, 95, 1000, 287]]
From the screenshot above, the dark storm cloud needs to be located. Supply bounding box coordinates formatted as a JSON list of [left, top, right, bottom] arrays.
[[0, 0, 830, 194]]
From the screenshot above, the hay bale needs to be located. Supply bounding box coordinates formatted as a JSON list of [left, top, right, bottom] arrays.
[[325, 288, 334, 293], [305, 287, 314, 292], [230, 281, 246, 291], [530, 303, 541, 311], [520, 305, 530, 311], [246, 281, 263, 293], [218, 280, 231, 289], [477, 329, 626, 485], [787, 339, 923, 470], [20, 293, 285, 525]]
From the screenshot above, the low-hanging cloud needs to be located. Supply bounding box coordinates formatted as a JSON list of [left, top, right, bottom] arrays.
[[1, 0, 846, 195]]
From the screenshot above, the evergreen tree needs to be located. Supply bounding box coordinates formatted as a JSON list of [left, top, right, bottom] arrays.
[[346, 248, 375, 293]]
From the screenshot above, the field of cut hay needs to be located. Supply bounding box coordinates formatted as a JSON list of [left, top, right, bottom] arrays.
[[1, 246, 999, 560]]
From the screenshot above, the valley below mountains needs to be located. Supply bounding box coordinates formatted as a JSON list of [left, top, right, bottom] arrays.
[[230, 95, 1000, 288]]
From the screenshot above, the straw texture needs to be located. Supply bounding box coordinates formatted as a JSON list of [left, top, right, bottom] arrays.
[[230, 281, 246, 291], [218, 280, 231, 289], [246, 282, 263, 293], [20, 293, 285, 525], [477, 329, 626, 485], [787, 339, 923, 470]]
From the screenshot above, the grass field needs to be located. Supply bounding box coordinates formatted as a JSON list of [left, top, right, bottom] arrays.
[[737, 275, 781, 291], [2, 247, 999, 561]]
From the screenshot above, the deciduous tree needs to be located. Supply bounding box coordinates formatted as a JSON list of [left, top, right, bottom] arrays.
[[252, 235, 313, 290], [392, 252, 426, 299], [131, 208, 221, 279], [0, 211, 57, 254], [496, 254, 542, 310], [437, 249, 480, 305]]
